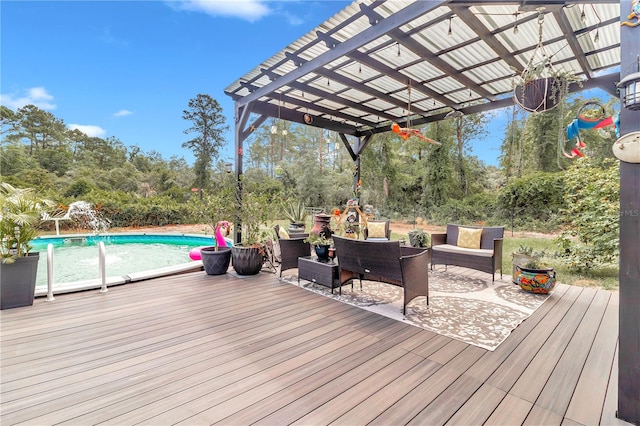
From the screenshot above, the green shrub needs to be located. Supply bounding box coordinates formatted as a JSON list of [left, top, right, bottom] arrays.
[[497, 172, 565, 230], [555, 158, 619, 271]]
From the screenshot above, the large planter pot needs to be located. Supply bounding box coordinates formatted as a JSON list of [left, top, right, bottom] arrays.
[[1, 252, 39, 310], [200, 246, 232, 275], [513, 265, 557, 294], [231, 244, 264, 275], [514, 77, 560, 112]]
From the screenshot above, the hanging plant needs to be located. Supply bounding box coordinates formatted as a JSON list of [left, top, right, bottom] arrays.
[[512, 13, 582, 113]]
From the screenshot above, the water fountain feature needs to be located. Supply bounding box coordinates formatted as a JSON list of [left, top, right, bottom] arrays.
[[66, 201, 111, 234], [42, 200, 110, 235]]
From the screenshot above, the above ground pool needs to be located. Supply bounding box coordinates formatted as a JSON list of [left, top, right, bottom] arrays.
[[30, 233, 231, 295]]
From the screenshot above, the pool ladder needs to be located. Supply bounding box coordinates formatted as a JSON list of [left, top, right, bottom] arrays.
[[46, 241, 108, 301]]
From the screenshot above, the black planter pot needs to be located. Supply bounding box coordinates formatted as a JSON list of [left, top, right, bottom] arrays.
[[1, 252, 39, 310], [314, 244, 331, 262], [288, 222, 306, 237], [514, 77, 560, 112], [231, 245, 264, 275], [200, 246, 232, 275]]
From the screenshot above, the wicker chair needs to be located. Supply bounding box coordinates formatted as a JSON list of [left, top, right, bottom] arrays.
[[274, 225, 310, 277]]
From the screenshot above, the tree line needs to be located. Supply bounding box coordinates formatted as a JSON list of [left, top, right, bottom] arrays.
[[0, 92, 620, 270]]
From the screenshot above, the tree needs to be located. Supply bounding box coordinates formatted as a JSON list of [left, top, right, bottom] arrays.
[[182, 94, 228, 197], [13, 105, 68, 153]]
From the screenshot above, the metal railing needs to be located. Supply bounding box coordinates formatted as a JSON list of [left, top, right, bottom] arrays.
[[45, 241, 109, 300]]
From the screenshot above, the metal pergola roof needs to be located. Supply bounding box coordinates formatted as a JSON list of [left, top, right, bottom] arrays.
[[225, 0, 621, 139]]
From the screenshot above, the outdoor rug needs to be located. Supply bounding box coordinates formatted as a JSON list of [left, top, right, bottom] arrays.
[[282, 270, 549, 351]]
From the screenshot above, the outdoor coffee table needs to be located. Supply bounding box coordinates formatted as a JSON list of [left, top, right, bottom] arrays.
[[297, 256, 341, 293]]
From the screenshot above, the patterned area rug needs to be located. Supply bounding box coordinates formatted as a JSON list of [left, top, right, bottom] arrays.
[[283, 270, 549, 351]]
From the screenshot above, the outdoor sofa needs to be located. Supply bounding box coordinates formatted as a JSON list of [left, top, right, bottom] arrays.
[[430, 223, 504, 281], [332, 236, 430, 314]]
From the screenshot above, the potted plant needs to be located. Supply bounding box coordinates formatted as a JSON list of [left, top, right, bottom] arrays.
[[231, 190, 276, 275], [408, 228, 429, 248], [1, 183, 54, 309], [305, 229, 333, 262], [512, 246, 556, 294], [189, 188, 234, 275], [513, 61, 582, 113], [282, 199, 308, 236], [200, 220, 233, 275]]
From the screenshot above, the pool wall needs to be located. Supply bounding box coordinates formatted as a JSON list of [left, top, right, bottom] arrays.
[[30, 233, 225, 297]]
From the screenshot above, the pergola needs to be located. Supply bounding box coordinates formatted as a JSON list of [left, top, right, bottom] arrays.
[[224, 1, 639, 423]]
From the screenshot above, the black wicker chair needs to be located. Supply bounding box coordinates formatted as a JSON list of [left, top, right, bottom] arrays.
[[274, 225, 310, 277]]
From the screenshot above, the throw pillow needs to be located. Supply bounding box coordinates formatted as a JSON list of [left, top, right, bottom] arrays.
[[278, 227, 290, 239], [367, 221, 387, 239], [457, 227, 482, 249]]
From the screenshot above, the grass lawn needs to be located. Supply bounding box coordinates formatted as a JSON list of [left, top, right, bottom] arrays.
[[503, 236, 619, 290], [292, 220, 620, 291]]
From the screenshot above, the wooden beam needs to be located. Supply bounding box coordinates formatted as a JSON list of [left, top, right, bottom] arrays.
[[236, 0, 451, 107], [617, 2, 640, 424]]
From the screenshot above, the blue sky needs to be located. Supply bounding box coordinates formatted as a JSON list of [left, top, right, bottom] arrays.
[[2, 0, 530, 167]]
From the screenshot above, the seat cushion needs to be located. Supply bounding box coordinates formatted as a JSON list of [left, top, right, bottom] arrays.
[[278, 227, 290, 239], [432, 244, 493, 257], [457, 227, 482, 249], [367, 221, 387, 238]]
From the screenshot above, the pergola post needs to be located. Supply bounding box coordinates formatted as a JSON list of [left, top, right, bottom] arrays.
[[617, 1, 640, 423], [338, 133, 374, 198]]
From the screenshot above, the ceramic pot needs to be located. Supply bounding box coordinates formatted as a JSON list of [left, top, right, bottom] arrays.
[[311, 213, 332, 235], [314, 244, 330, 262]]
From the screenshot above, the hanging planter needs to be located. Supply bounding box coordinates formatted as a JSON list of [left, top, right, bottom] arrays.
[[514, 77, 560, 112], [512, 13, 580, 114]]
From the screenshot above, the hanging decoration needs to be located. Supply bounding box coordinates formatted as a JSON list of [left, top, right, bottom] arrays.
[[303, 113, 313, 124], [621, 0, 640, 27], [563, 101, 619, 158], [391, 81, 441, 145]]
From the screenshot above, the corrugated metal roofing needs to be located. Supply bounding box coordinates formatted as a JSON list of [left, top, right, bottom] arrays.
[[225, 0, 621, 137]]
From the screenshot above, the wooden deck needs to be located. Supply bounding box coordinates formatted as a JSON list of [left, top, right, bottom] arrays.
[[0, 267, 628, 425]]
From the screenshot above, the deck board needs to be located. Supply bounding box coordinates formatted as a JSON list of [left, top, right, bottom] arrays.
[[0, 268, 626, 426]]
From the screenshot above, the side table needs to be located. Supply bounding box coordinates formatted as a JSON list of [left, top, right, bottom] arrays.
[[298, 256, 340, 293]]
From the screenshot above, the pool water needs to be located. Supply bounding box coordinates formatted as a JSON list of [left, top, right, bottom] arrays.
[[31, 234, 223, 288]]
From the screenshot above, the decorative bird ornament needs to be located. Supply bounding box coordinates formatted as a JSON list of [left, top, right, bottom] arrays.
[[621, 0, 640, 27]]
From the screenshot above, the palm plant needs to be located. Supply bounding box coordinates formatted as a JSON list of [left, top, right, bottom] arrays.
[[0, 183, 54, 263]]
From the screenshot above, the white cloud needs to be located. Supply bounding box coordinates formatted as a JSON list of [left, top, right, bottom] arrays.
[[0, 86, 57, 110], [114, 109, 133, 117], [67, 124, 107, 138], [168, 0, 271, 22]]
